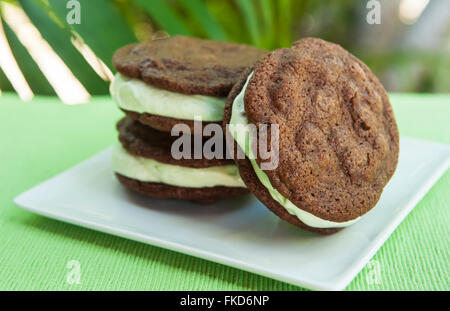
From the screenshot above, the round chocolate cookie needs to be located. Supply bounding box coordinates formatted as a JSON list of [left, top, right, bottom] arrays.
[[115, 117, 248, 204], [113, 35, 266, 96], [116, 174, 248, 205], [223, 38, 399, 234]]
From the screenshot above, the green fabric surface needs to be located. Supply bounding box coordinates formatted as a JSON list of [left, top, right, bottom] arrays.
[[0, 93, 448, 291]]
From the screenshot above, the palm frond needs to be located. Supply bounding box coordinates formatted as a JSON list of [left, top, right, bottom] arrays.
[[19, 0, 108, 94], [1, 17, 54, 95], [234, 0, 262, 47], [45, 0, 137, 70], [132, 0, 191, 36], [176, 0, 226, 40]]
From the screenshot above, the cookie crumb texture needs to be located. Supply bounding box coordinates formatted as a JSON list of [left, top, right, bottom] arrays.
[[113, 36, 266, 97], [243, 38, 399, 223]]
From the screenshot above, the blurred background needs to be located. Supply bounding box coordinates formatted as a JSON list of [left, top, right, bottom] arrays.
[[0, 0, 448, 104]]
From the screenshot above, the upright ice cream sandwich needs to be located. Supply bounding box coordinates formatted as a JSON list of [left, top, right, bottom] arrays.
[[224, 38, 400, 233]]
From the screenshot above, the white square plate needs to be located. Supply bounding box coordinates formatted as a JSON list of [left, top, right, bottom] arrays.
[[14, 137, 450, 290]]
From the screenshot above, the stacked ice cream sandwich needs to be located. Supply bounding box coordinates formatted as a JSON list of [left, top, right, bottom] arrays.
[[110, 36, 266, 203]]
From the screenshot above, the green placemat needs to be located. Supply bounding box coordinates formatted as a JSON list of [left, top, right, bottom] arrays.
[[0, 93, 449, 290]]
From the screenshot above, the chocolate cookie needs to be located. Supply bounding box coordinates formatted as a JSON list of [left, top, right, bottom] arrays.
[[113, 36, 266, 96], [223, 38, 399, 234], [116, 174, 248, 205], [118, 117, 232, 168]]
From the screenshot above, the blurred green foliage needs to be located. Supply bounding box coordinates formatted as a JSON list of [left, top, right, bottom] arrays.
[[0, 0, 448, 96]]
